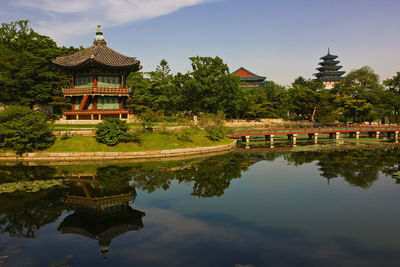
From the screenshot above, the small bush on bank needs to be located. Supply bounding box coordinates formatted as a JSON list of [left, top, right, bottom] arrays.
[[139, 109, 164, 131], [205, 126, 226, 141], [174, 129, 192, 142], [120, 131, 143, 145], [95, 118, 129, 146], [0, 106, 55, 154]]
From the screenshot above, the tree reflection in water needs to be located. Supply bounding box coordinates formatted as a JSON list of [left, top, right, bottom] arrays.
[[1, 145, 400, 241]]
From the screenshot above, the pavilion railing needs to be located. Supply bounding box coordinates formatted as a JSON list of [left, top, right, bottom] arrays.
[[62, 86, 130, 95], [64, 109, 130, 115]]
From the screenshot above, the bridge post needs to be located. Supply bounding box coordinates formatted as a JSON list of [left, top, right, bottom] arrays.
[[76, 114, 79, 120], [246, 136, 250, 143], [356, 132, 360, 139], [292, 134, 297, 145], [314, 133, 318, 144], [395, 131, 399, 141], [270, 135, 274, 144], [376, 131, 380, 139], [336, 132, 340, 139]]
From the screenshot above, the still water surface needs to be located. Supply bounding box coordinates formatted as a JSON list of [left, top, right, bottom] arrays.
[[1, 141, 400, 266]]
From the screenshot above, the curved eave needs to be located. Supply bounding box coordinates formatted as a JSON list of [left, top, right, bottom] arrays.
[[319, 61, 340, 66], [53, 59, 142, 71], [317, 65, 343, 71], [240, 76, 267, 82], [319, 77, 345, 81], [320, 54, 338, 60], [319, 71, 346, 75]]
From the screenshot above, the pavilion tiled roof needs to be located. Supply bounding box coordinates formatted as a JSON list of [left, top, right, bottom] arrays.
[[53, 25, 142, 71]]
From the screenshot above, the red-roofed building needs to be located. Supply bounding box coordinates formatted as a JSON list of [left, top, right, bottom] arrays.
[[232, 67, 266, 88]]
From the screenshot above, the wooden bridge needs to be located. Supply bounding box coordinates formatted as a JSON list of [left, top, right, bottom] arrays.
[[228, 126, 400, 144]]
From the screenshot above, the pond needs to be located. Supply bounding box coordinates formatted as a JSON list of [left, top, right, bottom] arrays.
[[1, 140, 400, 266]]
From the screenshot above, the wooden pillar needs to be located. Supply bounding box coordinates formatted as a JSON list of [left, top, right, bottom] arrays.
[[246, 136, 250, 143], [119, 113, 122, 119], [94, 73, 98, 88], [72, 73, 76, 88], [314, 133, 318, 144], [119, 97, 123, 109], [292, 134, 297, 145], [91, 114, 94, 120], [99, 113, 102, 120], [75, 114, 79, 120], [119, 73, 123, 89], [376, 131, 380, 139], [270, 135, 274, 145], [336, 132, 340, 139], [395, 131, 399, 141], [356, 132, 360, 139]]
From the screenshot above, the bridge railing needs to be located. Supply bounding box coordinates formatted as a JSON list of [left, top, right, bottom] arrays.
[[229, 126, 400, 138]]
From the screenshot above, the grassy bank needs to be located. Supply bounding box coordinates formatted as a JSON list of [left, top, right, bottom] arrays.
[[44, 128, 232, 152]]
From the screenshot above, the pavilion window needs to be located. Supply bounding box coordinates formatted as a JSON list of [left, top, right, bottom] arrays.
[[98, 75, 119, 88], [75, 76, 93, 88], [73, 97, 83, 110]]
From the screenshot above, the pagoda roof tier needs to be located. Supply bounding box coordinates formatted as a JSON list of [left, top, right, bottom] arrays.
[[53, 25, 142, 71], [320, 53, 338, 60], [316, 71, 346, 76], [319, 60, 340, 66], [317, 65, 343, 71], [315, 77, 345, 81]]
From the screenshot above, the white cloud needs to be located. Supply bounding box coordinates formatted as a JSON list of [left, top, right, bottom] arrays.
[[12, 0, 212, 44]]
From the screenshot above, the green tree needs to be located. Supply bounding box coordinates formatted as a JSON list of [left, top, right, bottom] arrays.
[[0, 20, 79, 111], [332, 66, 383, 123], [179, 56, 242, 117], [382, 72, 400, 124], [0, 106, 55, 154], [287, 77, 324, 121]]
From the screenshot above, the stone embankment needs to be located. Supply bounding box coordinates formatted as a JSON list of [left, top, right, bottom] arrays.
[[52, 126, 190, 136], [0, 141, 236, 163]]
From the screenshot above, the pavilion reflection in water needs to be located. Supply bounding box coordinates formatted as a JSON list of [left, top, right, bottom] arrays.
[[57, 172, 145, 260]]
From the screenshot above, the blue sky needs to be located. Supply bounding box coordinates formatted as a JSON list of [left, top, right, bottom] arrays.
[[1, 0, 399, 85]]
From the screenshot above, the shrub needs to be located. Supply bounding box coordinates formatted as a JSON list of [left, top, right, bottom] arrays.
[[120, 132, 143, 145], [0, 106, 55, 154], [95, 118, 129, 146], [138, 109, 164, 131], [174, 129, 192, 143], [60, 133, 70, 140], [205, 126, 226, 141]]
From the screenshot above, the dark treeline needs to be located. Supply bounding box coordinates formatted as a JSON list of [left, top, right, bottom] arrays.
[[1, 21, 400, 123]]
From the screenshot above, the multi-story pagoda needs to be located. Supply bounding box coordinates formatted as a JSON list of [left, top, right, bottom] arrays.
[[314, 49, 345, 89], [53, 25, 142, 120], [232, 67, 266, 88]]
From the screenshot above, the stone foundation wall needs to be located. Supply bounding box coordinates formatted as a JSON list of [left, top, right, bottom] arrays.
[[0, 141, 236, 163]]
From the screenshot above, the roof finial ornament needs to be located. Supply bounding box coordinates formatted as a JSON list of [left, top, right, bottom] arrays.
[[94, 24, 106, 45]]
